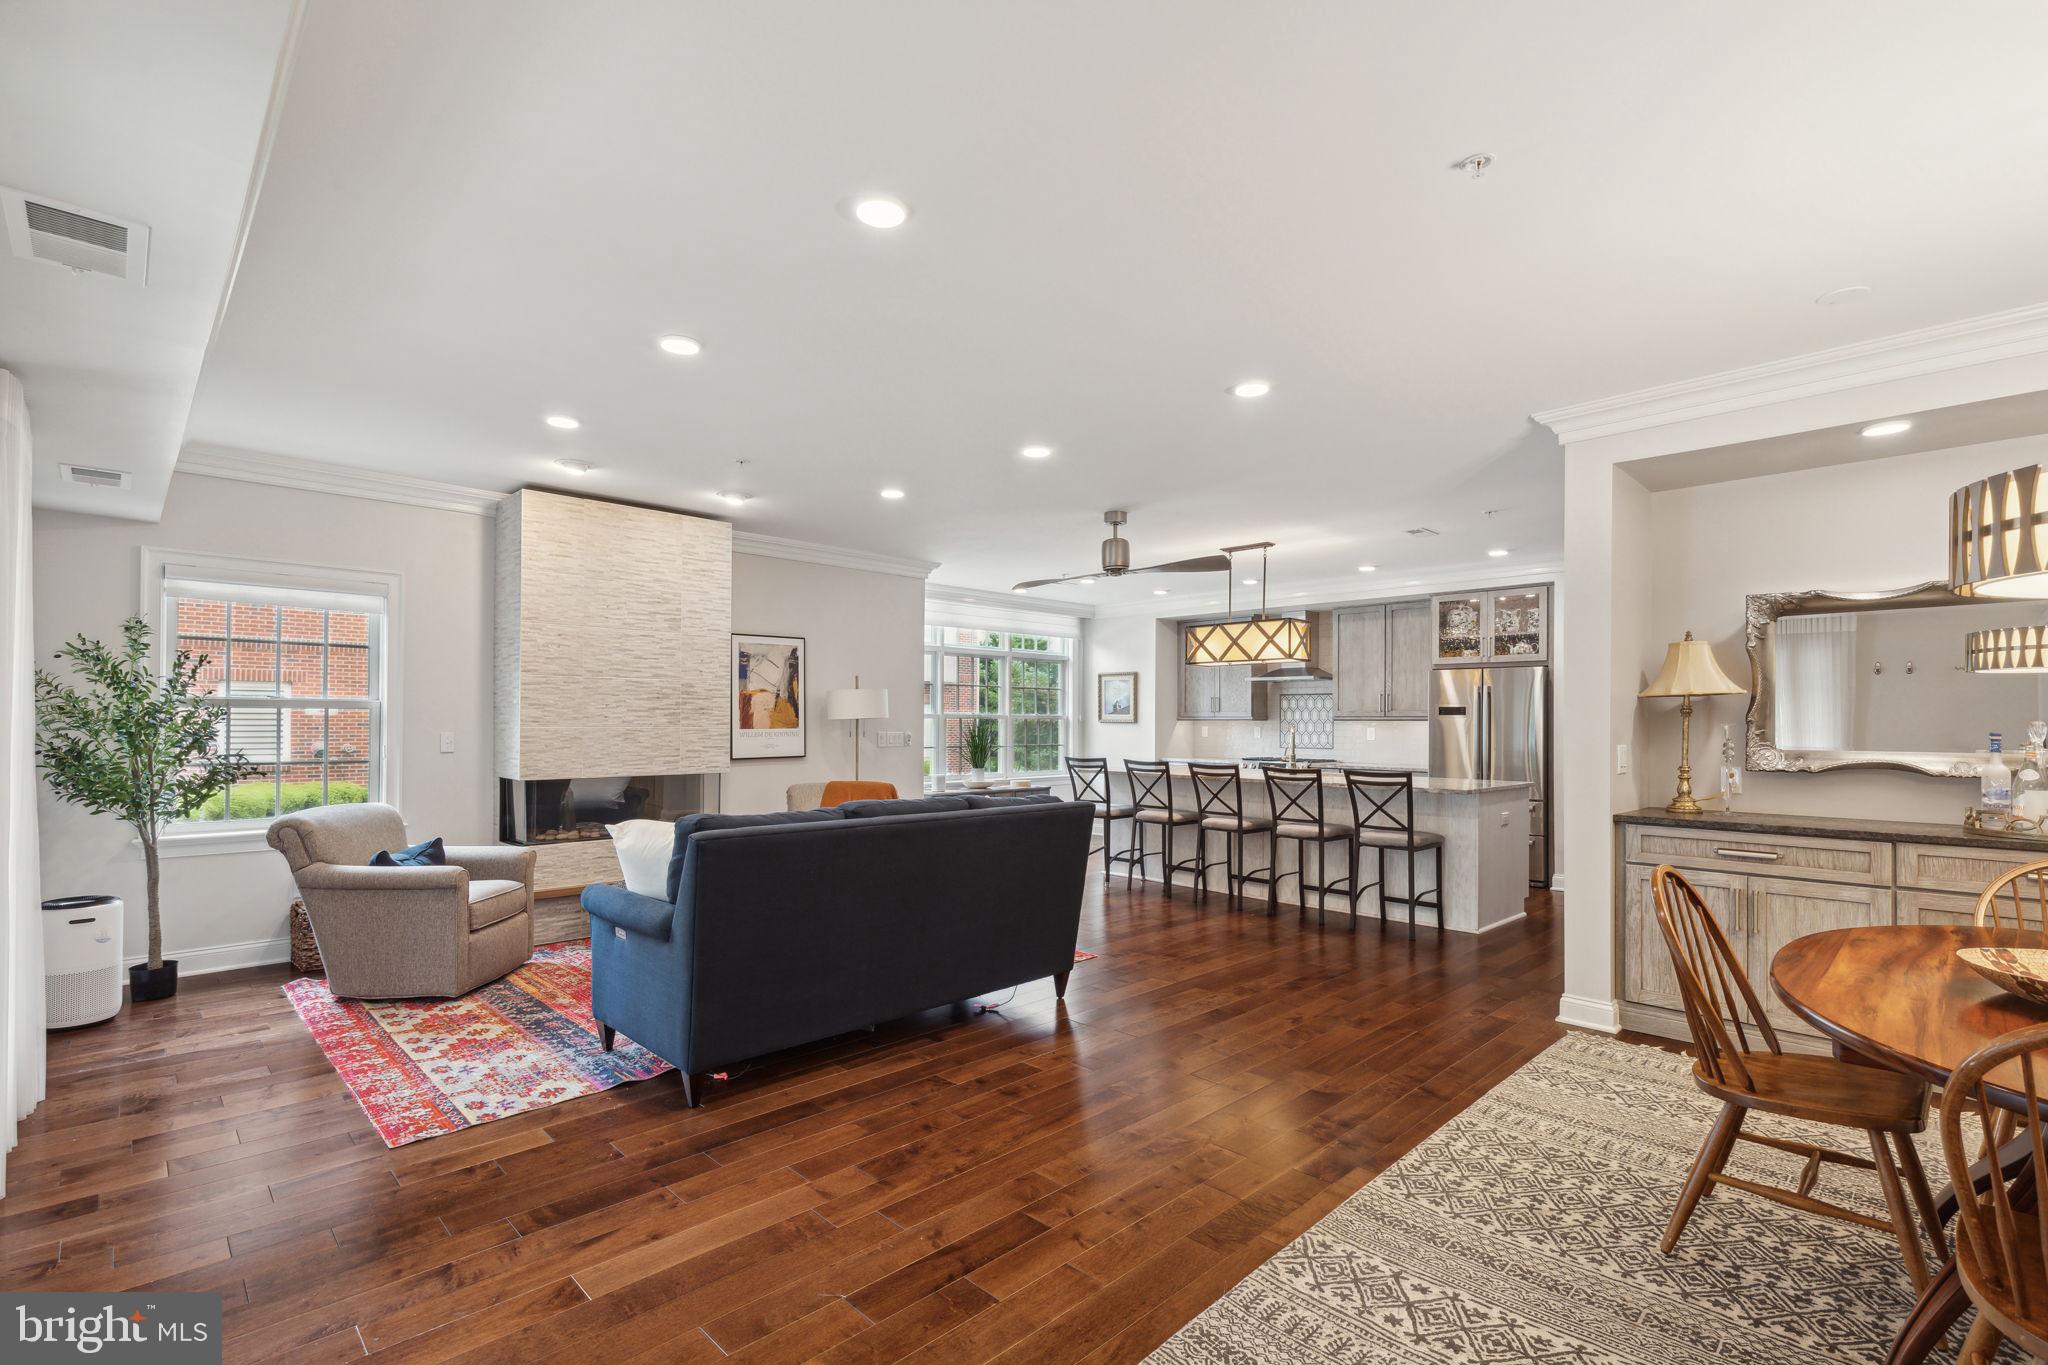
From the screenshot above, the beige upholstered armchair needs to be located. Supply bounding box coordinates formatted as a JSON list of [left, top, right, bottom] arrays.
[[267, 803, 535, 1000]]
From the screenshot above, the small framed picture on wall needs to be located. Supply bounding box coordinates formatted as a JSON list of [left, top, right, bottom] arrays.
[[732, 633, 806, 759], [1097, 671, 1138, 724]]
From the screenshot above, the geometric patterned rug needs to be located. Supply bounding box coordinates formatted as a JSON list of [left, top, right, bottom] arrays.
[[282, 941, 670, 1147], [1147, 1033, 1995, 1364]]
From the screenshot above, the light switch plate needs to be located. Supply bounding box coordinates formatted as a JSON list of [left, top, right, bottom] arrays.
[[439, 731, 455, 753], [1616, 743, 1631, 775]]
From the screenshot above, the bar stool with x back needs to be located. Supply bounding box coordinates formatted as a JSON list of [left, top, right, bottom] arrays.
[[1262, 765, 1356, 929], [1065, 757, 1139, 888], [1188, 762, 1275, 911], [1341, 768, 1444, 934], [1123, 760, 1200, 898]]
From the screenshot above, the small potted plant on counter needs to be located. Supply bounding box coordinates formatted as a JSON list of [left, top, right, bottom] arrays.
[[966, 718, 999, 784], [34, 617, 252, 1002]]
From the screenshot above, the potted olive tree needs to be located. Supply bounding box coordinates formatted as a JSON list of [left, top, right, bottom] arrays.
[[34, 617, 251, 1001]]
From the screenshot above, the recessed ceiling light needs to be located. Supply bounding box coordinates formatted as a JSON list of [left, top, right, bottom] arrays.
[[1020, 444, 1053, 460], [714, 491, 752, 506], [657, 335, 702, 357], [1242, 578, 1259, 586], [1357, 564, 1377, 573], [1012, 587, 1028, 595], [544, 414, 580, 431], [1861, 419, 1913, 438], [850, 196, 910, 229], [1406, 580, 1422, 586], [1487, 548, 1510, 558], [1078, 578, 1096, 586], [1153, 589, 1168, 596], [1816, 285, 1872, 306], [879, 487, 906, 500], [553, 458, 593, 475], [1229, 379, 1272, 399]]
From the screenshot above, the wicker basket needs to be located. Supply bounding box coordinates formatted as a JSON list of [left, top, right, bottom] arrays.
[[288, 898, 325, 975]]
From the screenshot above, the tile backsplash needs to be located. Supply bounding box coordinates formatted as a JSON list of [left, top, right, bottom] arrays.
[[1164, 683, 1431, 770]]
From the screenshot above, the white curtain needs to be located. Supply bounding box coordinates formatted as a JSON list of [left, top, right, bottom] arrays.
[[1774, 612, 1857, 750], [0, 369, 45, 1193]]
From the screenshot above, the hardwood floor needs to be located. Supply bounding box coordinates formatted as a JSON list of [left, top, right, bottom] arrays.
[[2, 871, 1565, 1364]]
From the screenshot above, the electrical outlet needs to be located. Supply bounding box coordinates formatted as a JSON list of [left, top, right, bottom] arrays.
[[1366, 725, 1376, 741], [1616, 743, 1631, 775], [439, 731, 455, 754], [1499, 810, 1510, 827], [1199, 726, 1209, 739]]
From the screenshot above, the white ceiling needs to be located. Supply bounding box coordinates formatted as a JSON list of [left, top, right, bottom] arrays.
[[0, 0, 294, 518], [146, 1, 2048, 607]]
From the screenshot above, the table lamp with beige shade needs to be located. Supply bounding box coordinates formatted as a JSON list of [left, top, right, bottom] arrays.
[[823, 677, 890, 781], [1638, 632, 1748, 815]]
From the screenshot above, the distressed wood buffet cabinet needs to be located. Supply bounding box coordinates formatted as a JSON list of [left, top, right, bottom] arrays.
[[1615, 808, 2048, 1045]]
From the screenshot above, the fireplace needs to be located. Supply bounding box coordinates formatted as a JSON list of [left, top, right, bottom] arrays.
[[498, 773, 721, 845]]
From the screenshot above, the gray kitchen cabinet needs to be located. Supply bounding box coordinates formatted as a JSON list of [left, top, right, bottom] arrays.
[[1177, 627, 1269, 720], [1432, 584, 1551, 665], [1333, 600, 1431, 720], [1333, 606, 1387, 718], [1386, 601, 1432, 718]]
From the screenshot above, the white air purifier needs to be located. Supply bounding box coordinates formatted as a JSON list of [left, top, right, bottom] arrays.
[[42, 895, 124, 1027]]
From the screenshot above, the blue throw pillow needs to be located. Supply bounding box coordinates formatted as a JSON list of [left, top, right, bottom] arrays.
[[370, 836, 445, 867]]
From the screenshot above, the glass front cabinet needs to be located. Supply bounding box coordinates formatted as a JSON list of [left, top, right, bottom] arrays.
[[1430, 584, 1549, 665]]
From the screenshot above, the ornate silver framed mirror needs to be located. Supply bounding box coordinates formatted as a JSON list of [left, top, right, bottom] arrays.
[[1744, 581, 2047, 778]]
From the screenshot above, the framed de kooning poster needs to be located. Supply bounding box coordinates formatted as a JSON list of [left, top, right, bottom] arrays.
[[732, 633, 806, 759], [1098, 671, 1138, 723]]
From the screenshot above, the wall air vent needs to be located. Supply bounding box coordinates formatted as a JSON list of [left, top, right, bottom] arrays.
[[59, 463, 131, 489], [2, 188, 150, 283], [1405, 526, 1439, 537]]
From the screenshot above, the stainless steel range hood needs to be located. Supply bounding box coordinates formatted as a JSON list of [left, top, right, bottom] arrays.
[[1248, 610, 1332, 683]]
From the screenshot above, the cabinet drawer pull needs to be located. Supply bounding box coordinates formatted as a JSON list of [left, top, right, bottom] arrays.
[[1715, 848, 1780, 862]]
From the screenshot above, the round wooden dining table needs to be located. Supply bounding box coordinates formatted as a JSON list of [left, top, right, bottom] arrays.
[[1772, 923, 2048, 1365]]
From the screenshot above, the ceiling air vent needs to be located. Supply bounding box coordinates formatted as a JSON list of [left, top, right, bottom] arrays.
[[2, 188, 149, 283], [59, 463, 131, 490], [1405, 526, 1440, 537]]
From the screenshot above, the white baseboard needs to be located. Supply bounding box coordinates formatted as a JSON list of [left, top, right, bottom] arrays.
[[124, 937, 290, 977], [1547, 875, 1564, 892], [1556, 993, 1621, 1034], [1473, 912, 1527, 935]]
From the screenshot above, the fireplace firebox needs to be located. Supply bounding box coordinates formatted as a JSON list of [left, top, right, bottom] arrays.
[[498, 773, 721, 845]]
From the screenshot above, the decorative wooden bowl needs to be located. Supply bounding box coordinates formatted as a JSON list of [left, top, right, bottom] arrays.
[[1958, 946, 2048, 1005]]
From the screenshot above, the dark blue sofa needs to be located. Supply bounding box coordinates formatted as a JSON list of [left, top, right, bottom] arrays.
[[580, 794, 1094, 1105]]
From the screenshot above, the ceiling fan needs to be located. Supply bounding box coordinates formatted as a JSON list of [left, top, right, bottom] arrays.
[[1010, 510, 1232, 591]]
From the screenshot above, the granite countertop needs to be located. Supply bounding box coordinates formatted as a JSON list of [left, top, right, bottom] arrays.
[[1616, 806, 2048, 854], [1146, 759, 1530, 795]]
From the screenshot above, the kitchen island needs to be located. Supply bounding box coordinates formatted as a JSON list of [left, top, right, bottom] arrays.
[[1102, 760, 1532, 933]]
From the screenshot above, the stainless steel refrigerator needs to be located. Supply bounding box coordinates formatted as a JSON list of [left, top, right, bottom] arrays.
[[1429, 666, 1550, 885]]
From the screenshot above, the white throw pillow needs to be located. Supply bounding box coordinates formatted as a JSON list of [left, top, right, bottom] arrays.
[[606, 819, 673, 899]]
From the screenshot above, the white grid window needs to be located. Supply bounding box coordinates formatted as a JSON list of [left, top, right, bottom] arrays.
[[156, 566, 391, 827], [922, 625, 1072, 787]]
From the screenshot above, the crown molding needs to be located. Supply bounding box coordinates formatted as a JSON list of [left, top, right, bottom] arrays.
[[926, 582, 1096, 619], [1086, 560, 1564, 619], [1532, 302, 2048, 446], [732, 531, 937, 580], [177, 442, 939, 578], [178, 443, 508, 516]]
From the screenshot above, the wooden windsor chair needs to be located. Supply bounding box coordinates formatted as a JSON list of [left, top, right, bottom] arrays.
[[1976, 859, 2048, 933], [1938, 1020, 2048, 1363], [1652, 864, 1940, 1289]]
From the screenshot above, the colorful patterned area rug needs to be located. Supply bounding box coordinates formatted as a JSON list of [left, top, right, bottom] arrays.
[[1148, 1033, 1992, 1364], [283, 941, 670, 1147]]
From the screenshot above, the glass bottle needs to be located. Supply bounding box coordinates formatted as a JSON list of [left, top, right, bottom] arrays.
[[2019, 722, 2048, 820], [1982, 732, 2014, 814], [1718, 724, 1742, 808]]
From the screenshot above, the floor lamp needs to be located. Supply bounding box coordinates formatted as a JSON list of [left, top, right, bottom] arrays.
[[823, 677, 890, 781]]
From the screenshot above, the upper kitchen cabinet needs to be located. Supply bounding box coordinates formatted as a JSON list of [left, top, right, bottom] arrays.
[[1431, 584, 1550, 665], [1333, 600, 1431, 719], [1178, 625, 1270, 720]]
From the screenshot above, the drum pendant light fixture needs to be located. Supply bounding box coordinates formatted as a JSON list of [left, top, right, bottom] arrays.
[[1951, 465, 2048, 599], [1184, 544, 1311, 666]]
